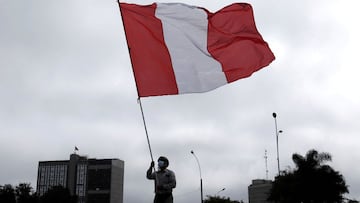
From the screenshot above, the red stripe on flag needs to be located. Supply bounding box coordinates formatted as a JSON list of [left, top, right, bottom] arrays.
[[207, 3, 275, 83], [120, 3, 178, 97]]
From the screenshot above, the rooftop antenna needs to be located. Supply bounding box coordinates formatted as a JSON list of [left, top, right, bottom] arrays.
[[264, 150, 269, 180]]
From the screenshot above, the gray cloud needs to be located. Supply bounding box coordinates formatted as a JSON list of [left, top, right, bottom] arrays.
[[1, 0, 360, 202]]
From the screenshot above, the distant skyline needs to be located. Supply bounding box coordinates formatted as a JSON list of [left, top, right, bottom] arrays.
[[1, 0, 360, 202]]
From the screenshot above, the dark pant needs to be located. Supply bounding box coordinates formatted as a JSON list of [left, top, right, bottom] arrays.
[[154, 193, 173, 203]]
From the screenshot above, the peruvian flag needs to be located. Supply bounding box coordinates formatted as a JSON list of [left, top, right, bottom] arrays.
[[120, 2, 275, 97]]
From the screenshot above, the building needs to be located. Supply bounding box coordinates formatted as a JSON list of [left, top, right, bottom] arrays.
[[248, 179, 273, 203], [36, 153, 124, 203]]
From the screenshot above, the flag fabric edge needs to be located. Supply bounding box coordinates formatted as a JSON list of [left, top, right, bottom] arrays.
[[119, 2, 275, 97]]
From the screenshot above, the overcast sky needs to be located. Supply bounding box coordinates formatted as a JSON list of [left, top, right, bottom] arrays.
[[1, 0, 360, 202]]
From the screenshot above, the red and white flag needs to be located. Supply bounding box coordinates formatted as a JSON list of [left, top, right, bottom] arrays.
[[120, 2, 275, 97]]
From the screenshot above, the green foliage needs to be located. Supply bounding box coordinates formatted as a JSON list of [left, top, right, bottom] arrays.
[[0, 184, 16, 203], [1, 183, 78, 203], [268, 149, 349, 203], [1, 183, 37, 203], [15, 183, 37, 203], [204, 195, 243, 203]]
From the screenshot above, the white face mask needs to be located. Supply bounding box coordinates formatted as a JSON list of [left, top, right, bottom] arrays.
[[158, 160, 166, 168]]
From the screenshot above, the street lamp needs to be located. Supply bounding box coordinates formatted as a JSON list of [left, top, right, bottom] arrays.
[[272, 112, 283, 175], [215, 188, 225, 196], [191, 150, 203, 203]]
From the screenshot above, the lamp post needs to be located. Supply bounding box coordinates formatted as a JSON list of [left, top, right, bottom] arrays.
[[272, 112, 282, 175], [191, 150, 203, 203], [215, 188, 225, 196]]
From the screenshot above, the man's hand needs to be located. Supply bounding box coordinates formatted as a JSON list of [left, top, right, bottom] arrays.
[[150, 161, 155, 168]]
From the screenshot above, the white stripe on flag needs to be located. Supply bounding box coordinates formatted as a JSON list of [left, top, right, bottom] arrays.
[[155, 3, 227, 94]]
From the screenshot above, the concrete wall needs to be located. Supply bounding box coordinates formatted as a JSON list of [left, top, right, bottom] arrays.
[[248, 179, 273, 203]]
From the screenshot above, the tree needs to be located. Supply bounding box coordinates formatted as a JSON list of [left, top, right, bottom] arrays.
[[268, 149, 348, 203], [15, 183, 37, 203], [204, 195, 243, 203], [0, 184, 16, 203], [39, 185, 77, 203]]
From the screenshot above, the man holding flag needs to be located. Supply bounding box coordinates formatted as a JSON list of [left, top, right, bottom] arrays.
[[119, 2, 275, 202], [147, 156, 176, 203]]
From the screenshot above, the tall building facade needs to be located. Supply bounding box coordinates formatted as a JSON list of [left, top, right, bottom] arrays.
[[248, 179, 273, 203], [36, 154, 124, 203]]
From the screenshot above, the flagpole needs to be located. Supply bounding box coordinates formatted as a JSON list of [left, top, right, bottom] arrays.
[[138, 97, 154, 162], [117, 0, 154, 163]]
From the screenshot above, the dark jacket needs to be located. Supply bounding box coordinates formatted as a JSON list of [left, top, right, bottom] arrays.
[[147, 168, 176, 194]]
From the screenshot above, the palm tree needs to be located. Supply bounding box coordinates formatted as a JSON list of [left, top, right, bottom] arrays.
[[294, 150, 348, 203], [269, 149, 348, 203], [292, 149, 331, 171]]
